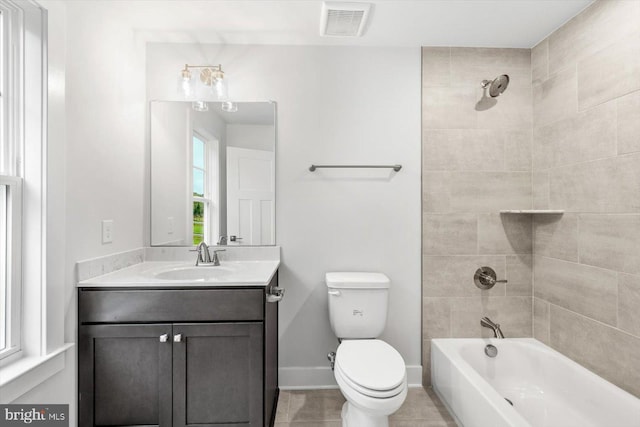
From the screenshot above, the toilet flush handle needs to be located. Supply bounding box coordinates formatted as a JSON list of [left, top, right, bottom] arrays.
[[328, 290, 341, 296]]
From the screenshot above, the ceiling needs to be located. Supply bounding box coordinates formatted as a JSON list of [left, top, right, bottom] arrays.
[[100, 0, 594, 48]]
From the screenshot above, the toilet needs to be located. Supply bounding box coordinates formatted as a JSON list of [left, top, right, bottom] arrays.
[[326, 272, 408, 427]]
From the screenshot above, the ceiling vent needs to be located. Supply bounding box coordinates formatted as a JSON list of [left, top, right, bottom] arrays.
[[320, 2, 371, 37]]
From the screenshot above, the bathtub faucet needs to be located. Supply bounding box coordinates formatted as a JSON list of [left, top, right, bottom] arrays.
[[481, 317, 505, 339]]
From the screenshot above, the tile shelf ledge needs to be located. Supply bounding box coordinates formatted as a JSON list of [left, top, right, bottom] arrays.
[[499, 210, 565, 214]]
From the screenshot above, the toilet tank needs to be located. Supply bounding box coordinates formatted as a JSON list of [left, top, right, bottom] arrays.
[[326, 272, 390, 339]]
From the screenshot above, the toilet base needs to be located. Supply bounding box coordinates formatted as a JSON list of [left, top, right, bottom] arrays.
[[341, 401, 389, 427]]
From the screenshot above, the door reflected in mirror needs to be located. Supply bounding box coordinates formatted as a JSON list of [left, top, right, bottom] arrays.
[[150, 101, 276, 246]]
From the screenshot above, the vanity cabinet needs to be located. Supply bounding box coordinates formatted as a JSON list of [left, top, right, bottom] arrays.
[[78, 273, 279, 427]]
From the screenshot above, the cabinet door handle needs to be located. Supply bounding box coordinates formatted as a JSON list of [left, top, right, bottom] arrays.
[[159, 334, 169, 343], [266, 287, 285, 303], [173, 333, 183, 343]]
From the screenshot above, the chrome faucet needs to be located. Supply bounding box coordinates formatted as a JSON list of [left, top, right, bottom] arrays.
[[481, 317, 505, 339], [192, 242, 212, 265], [191, 242, 226, 266]]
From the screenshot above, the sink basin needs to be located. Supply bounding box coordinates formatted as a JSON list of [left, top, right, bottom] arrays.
[[154, 266, 235, 281]]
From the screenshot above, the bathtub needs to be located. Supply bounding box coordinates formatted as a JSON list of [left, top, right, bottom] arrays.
[[431, 338, 640, 427]]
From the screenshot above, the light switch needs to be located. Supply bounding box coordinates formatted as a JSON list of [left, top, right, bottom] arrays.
[[102, 220, 114, 244]]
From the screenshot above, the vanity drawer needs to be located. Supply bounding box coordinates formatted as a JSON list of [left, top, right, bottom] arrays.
[[79, 288, 264, 323]]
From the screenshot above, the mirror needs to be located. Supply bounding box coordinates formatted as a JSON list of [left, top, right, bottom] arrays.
[[150, 101, 276, 246]]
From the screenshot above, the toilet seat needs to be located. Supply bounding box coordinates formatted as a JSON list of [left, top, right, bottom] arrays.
[[335, 339, 406, 399]]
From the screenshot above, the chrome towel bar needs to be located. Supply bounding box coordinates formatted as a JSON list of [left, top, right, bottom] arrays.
[[309, 164, 402, 172]]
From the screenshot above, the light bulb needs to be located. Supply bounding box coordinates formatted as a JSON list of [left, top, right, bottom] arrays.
[[192, 101, 209, 112], [214, 76, 228, 100], [221, 101, 237, 113], [179, 66, 195, 98]]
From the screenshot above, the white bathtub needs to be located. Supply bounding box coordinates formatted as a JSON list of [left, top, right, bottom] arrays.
[[431, 338, 640, 427]]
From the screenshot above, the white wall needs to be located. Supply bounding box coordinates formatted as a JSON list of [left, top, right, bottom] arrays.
[[147, 43, 422, 386], [227, 124, 275, 152], [150, 102, 189, 245]]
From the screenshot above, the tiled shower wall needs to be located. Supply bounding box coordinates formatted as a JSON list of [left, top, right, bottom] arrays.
[[531, 0, 640, 398], [421, 47, 534, 384]]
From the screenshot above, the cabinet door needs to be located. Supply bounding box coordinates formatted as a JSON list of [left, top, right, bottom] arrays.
[[173, 323, 263, 427], [78, 324, 173, 427]]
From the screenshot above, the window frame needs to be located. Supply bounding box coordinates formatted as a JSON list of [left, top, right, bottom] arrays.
[[0, 175, 22, 360], [192, 132, 210, 245], [0, 0, 47, 368], [0, 0, 24, 364]]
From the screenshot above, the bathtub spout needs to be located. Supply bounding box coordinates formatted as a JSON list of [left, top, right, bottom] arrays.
[[481, 317, 505, 338]]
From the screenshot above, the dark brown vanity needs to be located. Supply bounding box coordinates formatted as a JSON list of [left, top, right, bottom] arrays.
[[78, 272, 280, 427]]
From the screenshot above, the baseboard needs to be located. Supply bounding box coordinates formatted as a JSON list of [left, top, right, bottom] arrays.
[[279, 365, 423, 390]]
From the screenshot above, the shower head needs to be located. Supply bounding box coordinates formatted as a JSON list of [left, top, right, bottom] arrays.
[[481, 74, 510, 97]]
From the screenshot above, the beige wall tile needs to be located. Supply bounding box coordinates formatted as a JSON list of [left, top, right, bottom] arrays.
[[579, 214, 640, 274], [548, 0, 640, 76], [422, 47, 451, 88], [531, 39, 548, 86], [423, 256, 506, 297], [422, 129, 503, 171], [449, 47, 531, 93], [449, 296, 532, 338], [423, 214, 477, 255], [533, 67, 577, 127], [423, 172, 451, 212], [451, 47, 531, 68], [550, 305, 640, 398], [534, 214, 578, 262], [506, 255, 533, 296], [423, 297, 451, 339], [449, 172, 531, 212], [423, 130, 530, 172], [478, 213, 533, 254], [578, 34, 640, 110], [533, 101, 617, 169], [534, 256, 618, 325], [532, 171, 550, 209], [504, 130, 532, 171], [477, 86, 532, 131], [549, 154, 640, 213], [422, 340, 432, 386], [423, 86, 477, 129], [617, 90, 640, 155], [618, 273, 640, 337], [424, 172, 531, 213], [533, 298, 550, 345]]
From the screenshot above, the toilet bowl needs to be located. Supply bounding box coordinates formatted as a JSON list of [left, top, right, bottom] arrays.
[[334, 340, 408, 427], [326, 272, 407, 426]]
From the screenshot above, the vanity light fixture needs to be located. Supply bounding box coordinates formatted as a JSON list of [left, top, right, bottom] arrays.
[[179, 64, 229, 100]]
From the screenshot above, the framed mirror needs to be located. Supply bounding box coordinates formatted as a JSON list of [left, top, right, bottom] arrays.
[[150, 101, 276, 246]]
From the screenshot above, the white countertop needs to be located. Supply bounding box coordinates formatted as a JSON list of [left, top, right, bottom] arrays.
[[77, 260, 280, 288]]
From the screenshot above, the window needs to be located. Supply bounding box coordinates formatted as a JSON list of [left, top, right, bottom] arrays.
[[0, 0, 46, 367], [192, 134, 209, 245], [0, 1, 23, 361], [0, 177, 21, 359], [0, 3, 22, 359]]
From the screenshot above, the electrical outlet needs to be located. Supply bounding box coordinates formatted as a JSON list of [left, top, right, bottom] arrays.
[[102, 220, 114, 244], [168, 217, 174, 235]]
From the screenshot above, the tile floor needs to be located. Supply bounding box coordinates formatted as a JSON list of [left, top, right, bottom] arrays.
[[274, 386, 456, 426]]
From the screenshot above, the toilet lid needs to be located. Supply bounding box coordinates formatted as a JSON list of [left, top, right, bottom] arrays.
[[335, 340, 406, 392]]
